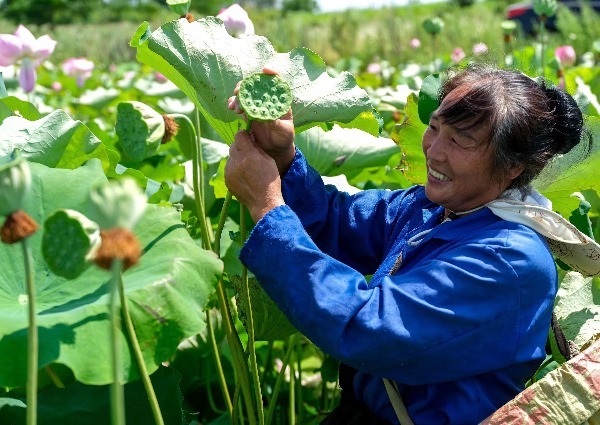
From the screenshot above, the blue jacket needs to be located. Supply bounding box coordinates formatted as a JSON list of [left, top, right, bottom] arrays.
[[240, 149, 557, 424]]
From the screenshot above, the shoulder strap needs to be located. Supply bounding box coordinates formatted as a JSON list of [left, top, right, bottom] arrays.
[[383, 378, 415, 425]]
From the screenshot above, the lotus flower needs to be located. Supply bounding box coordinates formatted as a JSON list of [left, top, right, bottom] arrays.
[[472, 42, 489, 56], [451, 47, 466, 63], [62, 57, 94, 88], [0, 25, 56, 93], [409, 38, 421, 49], [217, 4, 255, 37], [555, 45, 576, 67], [366, 62, 382, 74]]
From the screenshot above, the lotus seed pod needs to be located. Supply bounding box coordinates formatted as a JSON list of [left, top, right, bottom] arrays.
[[42, 209, 101, 279], [533, 0, 557, 17], [87, 178, 147, 230], [422, 17, 444, 35], [166, 0, 191, 16], [501, 20, 517, 35], [115, 101, 165, 163], [0, 154, 31, 216], [238, 73, 293, 122]]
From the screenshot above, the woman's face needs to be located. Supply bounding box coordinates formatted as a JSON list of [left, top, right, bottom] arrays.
[[422, 88, 513, 213]]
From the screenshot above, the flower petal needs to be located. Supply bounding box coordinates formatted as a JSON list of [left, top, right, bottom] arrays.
[[19, 58, 36, 93], [33, 35, 57, 63], [14, 25, 36, 55], [0, 34, 23, 66]]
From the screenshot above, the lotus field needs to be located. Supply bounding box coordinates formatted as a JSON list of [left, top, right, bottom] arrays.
[[0, 1, 599, 424]]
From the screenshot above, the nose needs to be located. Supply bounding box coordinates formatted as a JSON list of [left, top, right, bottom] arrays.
[[423, 131, 446, 162]]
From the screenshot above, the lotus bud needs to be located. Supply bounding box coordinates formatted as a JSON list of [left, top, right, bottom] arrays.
[[166, 0, 191, 16], [0, 154, 31, 216], [534, 0, 557, 18], [87, 178, 147, 231], [555, 45, 576, 67], [422, 17, 444, 35], [42, 209, 101, 279], [115, 101, 165, 163]]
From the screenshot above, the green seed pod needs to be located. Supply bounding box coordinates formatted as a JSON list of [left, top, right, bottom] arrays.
[[0, 154, 31, 216], [501, 20, 518, 35], [422, 17, 445, 35], [87, 178, 147, 231], [238, 73, 292, 122], [533, 0, 557, 17], [166, 0, 191, 16], [115, 101, 165, 163], [43, 209, 101, 279]]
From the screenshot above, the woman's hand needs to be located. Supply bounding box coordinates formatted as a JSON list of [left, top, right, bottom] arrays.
[[227, 67, 296, 176], [225, 130, 285, 222]]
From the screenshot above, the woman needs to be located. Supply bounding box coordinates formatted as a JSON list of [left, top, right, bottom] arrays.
[[224, 65, 585, 424]]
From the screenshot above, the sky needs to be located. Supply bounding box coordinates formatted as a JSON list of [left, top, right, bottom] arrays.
[[316, 0, 447, 13]]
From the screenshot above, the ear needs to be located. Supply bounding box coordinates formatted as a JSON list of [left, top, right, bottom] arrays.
[[507, 164, 525, 181]]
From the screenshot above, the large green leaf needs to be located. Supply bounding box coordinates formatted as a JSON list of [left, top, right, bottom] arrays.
[[130, 18, 379, 144], [0, 366, 184, 425], [554, 272, 600, 349], [0, 110, 110, 171], [390, 93, 427, 184], [535, 116, 600, 216], [0, 160, 223, 387], [294, 125, 400, 177], [0, 96, 42, 124]]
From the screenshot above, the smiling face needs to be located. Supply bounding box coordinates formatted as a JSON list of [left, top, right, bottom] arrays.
[[422, 88, 516, 213]]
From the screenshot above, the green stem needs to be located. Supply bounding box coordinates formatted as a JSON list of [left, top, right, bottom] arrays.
[[296, 344, 303, 423], [265, 334, 300, 425], [44, 366, 65, 389], [239, 205, 265, 425], [23, 238, 37, 425], [206, 309, 233, 416], [171, 112, 212, 250], [539, 17, 546, 77], [213, 192, 233, 256], [288, 351, 295, 425], [109, 260, 126, 425], [216, 281, 257, 425], [118, 267, 164, 425]]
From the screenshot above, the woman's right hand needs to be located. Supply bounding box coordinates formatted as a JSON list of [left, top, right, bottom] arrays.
[[227, 67, 296, 175]]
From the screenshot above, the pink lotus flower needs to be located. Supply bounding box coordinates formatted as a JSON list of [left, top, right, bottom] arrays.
[[366, 62, 382, 74], [0, 25, 56, 92], [51, 81, 62, 92], [555, 45, 576, 67], [154, 72, 168, 83], [62, 57, 94, 88], [217, 4, 255, 37], [472, 42, 489, 56], [409, 38, 421, 49], [451, 47, 466, 63]]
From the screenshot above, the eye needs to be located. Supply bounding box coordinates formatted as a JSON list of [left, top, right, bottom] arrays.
[[428, 123, 438, 132]]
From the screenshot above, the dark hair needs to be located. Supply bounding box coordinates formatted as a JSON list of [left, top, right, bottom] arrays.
[[436, 64, 585, 188]]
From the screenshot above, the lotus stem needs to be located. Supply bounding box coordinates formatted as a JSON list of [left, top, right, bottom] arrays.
[[117, 266, 164, 425], [171, 112, 212, 250], [216, 279, 257, 425], [23, 238, 37, 425], [109, 259, 126, 425], [239, 205, 264, 425], [265, 334, 300, 425], [206, 309, 233, 416]]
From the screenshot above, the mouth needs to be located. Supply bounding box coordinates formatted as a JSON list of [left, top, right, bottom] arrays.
[[428, 166, 451, 182]]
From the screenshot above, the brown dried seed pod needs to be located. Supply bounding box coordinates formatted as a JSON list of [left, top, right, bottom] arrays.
[[162, 114, 179, 144], [1, 210, 39, 244], [93, 228, 142, 271]]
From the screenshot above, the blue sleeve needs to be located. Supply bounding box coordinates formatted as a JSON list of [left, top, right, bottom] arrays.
[[240, 206, 556, 385], [280, 149, 409, 275]]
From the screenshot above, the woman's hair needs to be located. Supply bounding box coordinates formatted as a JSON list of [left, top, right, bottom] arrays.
[[436, 64, 585, 188]]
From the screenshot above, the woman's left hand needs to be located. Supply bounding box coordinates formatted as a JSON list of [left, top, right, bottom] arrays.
[[225, 129, 285, 222]]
